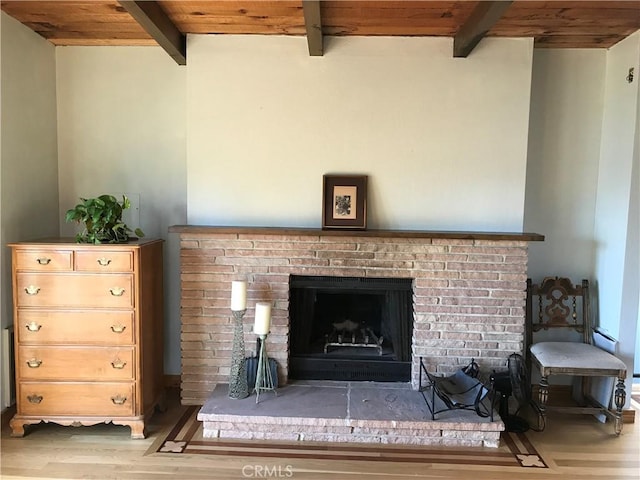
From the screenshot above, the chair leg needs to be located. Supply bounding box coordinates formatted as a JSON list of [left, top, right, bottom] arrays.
[[538, 376, 549, 430], [613, 377, 626, 435]]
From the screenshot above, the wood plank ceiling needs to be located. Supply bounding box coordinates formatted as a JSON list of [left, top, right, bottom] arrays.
[[2, 1, 640, 64]]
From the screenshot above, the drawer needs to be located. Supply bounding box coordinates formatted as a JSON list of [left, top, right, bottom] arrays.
[[18, 346, 134, 381], [75, 251, 134, 273], [17, 382, 134, 416], [17, 311, 135, 345], [16, 273, 134, 309], [14, 250, 73, 272]]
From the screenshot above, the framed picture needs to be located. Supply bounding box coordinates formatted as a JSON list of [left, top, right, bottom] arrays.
[[322, 174, 368, 230]]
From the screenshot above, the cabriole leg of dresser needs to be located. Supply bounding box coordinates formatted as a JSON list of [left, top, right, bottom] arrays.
[[9, 416, 38, 437], [9, 419, 25, 437], [115, 420, 147, 439]]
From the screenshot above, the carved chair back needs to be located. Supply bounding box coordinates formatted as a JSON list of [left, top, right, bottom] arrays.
[[525, 277, 592, 355]]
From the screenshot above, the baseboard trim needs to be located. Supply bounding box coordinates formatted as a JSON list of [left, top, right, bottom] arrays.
[[622, 409, 636, 423], [164, 374, 181, 389], [531, 384, 635, 424], [531, 384, 572, 402]]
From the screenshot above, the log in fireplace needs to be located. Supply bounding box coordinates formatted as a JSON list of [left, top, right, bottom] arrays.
[[288, 275, 413, 382]]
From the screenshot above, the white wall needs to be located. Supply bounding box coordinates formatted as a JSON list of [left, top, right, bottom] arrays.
[[56, 47, 187, 374], [594, 32, 639, 338], [187, 35, 534, 232], [593, 31, 640, 399], [628, 102, 640, 377], [524, 38, 640, 393], [47, 35, 535, 378], [1, 12, 59, 407], [524, 49, 605, 282], [635, 81, 640, 378], [4, 23, 637, 386]]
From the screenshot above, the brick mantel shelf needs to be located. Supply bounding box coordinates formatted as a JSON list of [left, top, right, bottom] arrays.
[[171, 225, 544, 406]]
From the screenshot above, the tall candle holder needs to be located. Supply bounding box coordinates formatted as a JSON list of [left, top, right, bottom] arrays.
[[228, 309, 249, 399], [254, 333, 277, 403]]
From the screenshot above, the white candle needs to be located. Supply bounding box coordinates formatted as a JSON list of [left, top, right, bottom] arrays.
[[254, 302, 272, 335], [230, 281, 247, 311]]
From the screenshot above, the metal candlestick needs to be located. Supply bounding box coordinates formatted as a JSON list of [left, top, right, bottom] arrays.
[[254, 333, 277, 403], [228, 309, 249, 399]]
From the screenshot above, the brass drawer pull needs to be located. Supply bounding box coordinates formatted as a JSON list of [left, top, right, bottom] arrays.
[[97, 258, 112, 266], [25, 322, 42, 332], [110, 324, 126, 333], [26, 358, 42, 368], [24, 285, 40, 295], [36, 257, 51, 265], [109, 287, 125, 297], [111, 394, 127, 405], [111, 359, 126, 369], [27, 394, 43, 404]]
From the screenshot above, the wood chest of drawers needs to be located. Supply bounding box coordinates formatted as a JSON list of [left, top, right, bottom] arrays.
[[9, 239, 164, 439]]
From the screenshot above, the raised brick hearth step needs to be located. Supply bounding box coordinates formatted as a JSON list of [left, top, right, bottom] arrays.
[[197, 381, 504, 448]]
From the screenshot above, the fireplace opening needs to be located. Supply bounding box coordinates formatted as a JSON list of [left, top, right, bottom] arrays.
[[288, 275, 413, 382]]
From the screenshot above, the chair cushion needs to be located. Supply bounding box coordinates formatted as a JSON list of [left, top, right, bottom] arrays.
[[530, 342, 627, 377]]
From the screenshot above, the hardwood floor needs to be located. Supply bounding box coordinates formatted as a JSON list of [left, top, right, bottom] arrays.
[[1, 389, 638, 480]]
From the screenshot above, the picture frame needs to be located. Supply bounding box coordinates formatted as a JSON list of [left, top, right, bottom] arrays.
[[322, 174, 368, 230]]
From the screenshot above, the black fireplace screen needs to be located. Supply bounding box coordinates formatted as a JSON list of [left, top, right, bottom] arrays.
[[288, 275, 414, 381]]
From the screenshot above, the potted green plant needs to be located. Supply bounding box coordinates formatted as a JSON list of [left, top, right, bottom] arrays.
[[65, 194, 145, 244]]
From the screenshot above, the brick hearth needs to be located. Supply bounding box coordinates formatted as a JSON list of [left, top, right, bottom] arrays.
[[172, 226, 543, 407], [197, 381, 503, 447]]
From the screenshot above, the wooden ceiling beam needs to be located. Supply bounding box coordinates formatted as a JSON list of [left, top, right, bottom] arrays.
[[119, 0, 186, 65], [303, 0, 323, 56], [453, 1, 513, 58]]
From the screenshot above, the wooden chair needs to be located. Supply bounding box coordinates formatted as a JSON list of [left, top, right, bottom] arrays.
[[526, 277, 627, 434]]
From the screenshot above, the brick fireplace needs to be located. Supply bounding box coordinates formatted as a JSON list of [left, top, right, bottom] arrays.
[[172, 226, 543, 407]]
